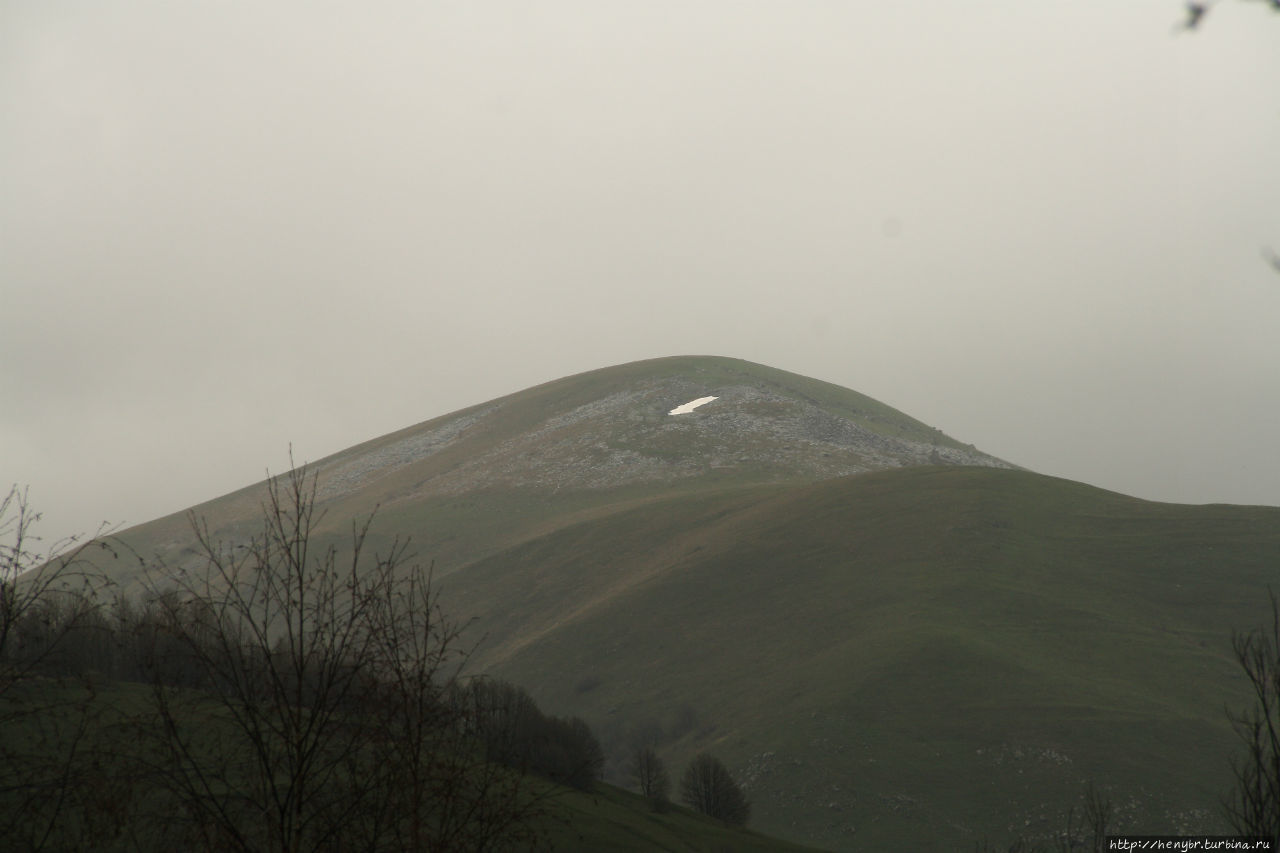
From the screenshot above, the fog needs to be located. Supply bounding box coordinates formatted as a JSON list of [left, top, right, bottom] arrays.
[[3, 1, 1278, 546]]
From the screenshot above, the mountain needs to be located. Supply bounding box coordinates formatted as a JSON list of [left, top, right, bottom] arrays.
[[94, 356, 1280, 851], [98, 355, 1010, 591]]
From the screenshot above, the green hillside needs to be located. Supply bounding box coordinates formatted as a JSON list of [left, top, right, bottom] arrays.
[[544, 781, 824, 852], [74, 356, 1280, 850], [439, 466, 1280, 850]]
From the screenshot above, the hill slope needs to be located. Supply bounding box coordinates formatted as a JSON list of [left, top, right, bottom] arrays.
[[86, 356, 1280, 850], [545, 781, 826, 852], [441, 466, 1279, 849]]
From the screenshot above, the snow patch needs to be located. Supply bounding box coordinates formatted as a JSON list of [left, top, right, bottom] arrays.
[[669, 396, 718, 415]]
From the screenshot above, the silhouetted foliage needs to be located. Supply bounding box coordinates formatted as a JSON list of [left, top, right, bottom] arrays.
[[679, 752, 750, 827], [465, 678, 604, 790], [0, 462, 614, 851], [1224, 589, 1280, 846], [0, 484, 117, 851], [1081, 781, 1114, 852], [629, 744, 670, 811], [129, 461, 549, 852], [1, 486, 108, 683]]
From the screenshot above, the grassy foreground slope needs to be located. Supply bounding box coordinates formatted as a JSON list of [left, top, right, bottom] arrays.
[[439, 466, 1280, 851], [545, 782, 825, 852], [0, 682, 824, 853]]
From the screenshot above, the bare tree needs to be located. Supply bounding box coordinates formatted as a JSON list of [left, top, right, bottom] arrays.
[[679, 752, 750, 827], [1081, 781, 1114, 853], [629, 744, 670, 811], [0, 485, 108, 686], [1224, 589, 1280, 846], [1050, 781, 1115, 853], [355, 563, 546, 851], [0, 485, 114, 851], [138, 461, 546, 852]]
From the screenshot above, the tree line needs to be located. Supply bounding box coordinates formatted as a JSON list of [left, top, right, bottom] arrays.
[[0, 473, 585, 851], [1, 472, 758, 852], [626, 745, 751, 827]]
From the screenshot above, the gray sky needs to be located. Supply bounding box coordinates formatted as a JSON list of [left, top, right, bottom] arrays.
[[3, 0, 1279, 549]]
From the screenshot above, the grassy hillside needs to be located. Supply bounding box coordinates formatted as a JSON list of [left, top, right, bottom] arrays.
[[438, 466, 1280, 850], [544, 782, 825, 852], [60, 356, 1280, 849], [0, 680, 823, 853]]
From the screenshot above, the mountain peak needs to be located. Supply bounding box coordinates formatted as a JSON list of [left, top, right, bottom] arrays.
[[313, 355, 1013, 504]]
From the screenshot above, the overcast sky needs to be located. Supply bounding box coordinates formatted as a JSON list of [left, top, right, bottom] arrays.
[[3, 0, 1279, 549]]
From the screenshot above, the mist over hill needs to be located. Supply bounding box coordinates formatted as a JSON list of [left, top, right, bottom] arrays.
[[88, 356, 1280, 850]]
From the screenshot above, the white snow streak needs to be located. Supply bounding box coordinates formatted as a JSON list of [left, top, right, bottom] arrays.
[[668, 396, 718, 415]]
